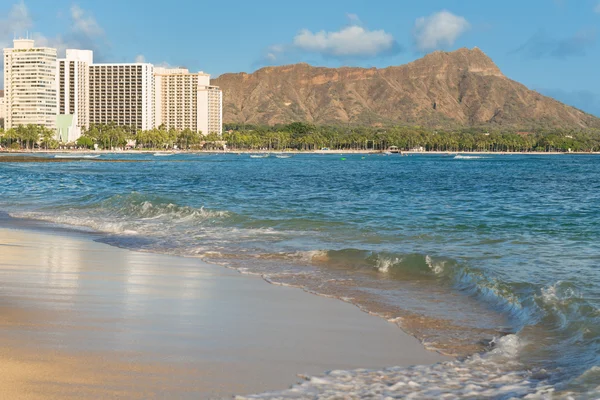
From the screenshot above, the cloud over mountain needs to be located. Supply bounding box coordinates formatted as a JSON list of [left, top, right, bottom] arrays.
[[263, 15, 400, 63], [293, 25, 398, 58], [413, 11, 470, 52]]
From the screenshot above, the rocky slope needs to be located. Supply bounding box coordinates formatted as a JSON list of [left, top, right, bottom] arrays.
[[212, 48, 600, 128]]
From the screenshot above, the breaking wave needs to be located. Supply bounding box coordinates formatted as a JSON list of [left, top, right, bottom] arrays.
[[5, 195, 600, 399], [454, 155, 487, 159]]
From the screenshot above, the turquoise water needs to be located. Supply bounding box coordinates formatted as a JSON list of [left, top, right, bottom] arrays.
[[1, 153, 599, 398]]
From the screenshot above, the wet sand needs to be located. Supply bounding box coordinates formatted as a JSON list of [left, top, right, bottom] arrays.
[[0, 226, 449, 399]]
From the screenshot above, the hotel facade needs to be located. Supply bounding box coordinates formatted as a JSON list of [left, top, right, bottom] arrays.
[[89, 63, 155, 131], [3, 39, 58, 130], [57, 49, 93, 142], [2, 39, 222, 141], [155, 67, 223, 135]]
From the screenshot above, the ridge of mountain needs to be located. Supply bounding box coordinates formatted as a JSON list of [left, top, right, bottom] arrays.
[[212, 48, 599, 129]]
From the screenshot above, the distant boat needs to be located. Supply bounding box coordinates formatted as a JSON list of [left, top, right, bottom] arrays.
[[153, 152, 173, 157], [250, 154, 269, 158], [54, 154, 100, 159], [275, 154, 292, 159]]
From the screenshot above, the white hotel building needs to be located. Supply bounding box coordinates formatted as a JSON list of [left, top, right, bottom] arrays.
[[155, 67, 223, 135], [3, 39, 222, 140], [3, 39, 58, 130], [57, 49, 93, 142], [89, 63, 155, 131]]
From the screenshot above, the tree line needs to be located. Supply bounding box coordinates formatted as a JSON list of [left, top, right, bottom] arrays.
[[0, 124, 220, 150], [221, 123, 600, 152], [2, 122, 600, 152], [76, 123, 218, 150], [0, 125, 57, 150]]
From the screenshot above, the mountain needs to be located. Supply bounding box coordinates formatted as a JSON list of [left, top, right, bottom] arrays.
[[212, 48, 600, 128]]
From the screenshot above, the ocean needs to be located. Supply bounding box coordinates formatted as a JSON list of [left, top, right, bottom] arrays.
[[1, 152, 599, 398]]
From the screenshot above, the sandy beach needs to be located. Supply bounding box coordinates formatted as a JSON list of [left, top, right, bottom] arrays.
[[0, 225, 448, 399]]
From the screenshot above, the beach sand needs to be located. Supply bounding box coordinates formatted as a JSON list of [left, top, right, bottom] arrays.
[[0, 226, 449, 399]]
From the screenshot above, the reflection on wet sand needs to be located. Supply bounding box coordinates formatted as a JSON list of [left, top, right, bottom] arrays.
[[0, 227, 449, 398]]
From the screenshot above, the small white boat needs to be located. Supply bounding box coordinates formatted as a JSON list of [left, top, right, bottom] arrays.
[[275, 154, 292, 159], [250, 154, 269, 158], [153, 152, 173, 156], [54, 154, 101, 159]]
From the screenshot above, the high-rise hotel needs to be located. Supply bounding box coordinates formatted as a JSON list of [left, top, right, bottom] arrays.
[[57, 49, 93, 142], [198, 78, 223, 135], [3, 39, 58, 130], [155, 68, 222, 135], [2, 39, 222, 141], [89, 63, 155, 131]]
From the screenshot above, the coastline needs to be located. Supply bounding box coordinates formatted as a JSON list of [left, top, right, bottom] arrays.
[[0, 223, 449, 399], [1, 149, 598, 155]]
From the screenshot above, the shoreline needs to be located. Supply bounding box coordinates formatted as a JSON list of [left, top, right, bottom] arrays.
[[1, 149, 598, 155], [0, 221, 450, 399]]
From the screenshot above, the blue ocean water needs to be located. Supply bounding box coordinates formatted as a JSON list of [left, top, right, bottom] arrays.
[[0, 152, 599, 398]]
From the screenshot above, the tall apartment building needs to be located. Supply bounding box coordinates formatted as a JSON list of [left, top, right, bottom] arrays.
[[155, 67, 222, 135], [56, 49, 93, 142], [89, 63, 154, 131], [3, 39, 58, 130]]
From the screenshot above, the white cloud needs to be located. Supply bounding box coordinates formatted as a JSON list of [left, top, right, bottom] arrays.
[[269, 44, 285, 53], [135, 54, 146, 63], [346, 13, 361, 25], [1, 2, 106, 58], [260, 15, 400, 64], [293, 25, 396, 57], [70, 4, 103, 37], [0, 1, 33, 49], [413, 10, 470, 52], [0, 1, 108, 88], [0, 1, 33, 87]]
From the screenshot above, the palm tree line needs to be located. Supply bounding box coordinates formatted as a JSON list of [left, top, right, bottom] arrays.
[[221, 123, 600, 152], [2, 122, 600, 152]]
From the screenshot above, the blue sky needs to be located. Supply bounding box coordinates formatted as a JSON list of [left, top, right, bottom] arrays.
[[2, 0, 600, 116]]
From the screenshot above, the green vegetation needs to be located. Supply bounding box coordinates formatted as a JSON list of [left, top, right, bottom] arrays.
[[0, 124, 219, 151], [78, 124, 216, 150], [221, 123, 600, 152], [2, 122, 600, 153], [0, 125, 58, 150]]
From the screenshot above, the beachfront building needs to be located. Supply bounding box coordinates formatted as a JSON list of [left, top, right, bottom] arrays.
[[154, 67, 223, 135], [56, 49, 93, 142], [198, 78, 223, 135], [89, 62, 155, 131], [3, 39, 58, 130]]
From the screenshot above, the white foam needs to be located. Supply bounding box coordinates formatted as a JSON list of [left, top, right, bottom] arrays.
[[375, 256, 402, 273], [425, 255, 445, 275], [454, 155, 486, 159], [236, 335, 556, 399]]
